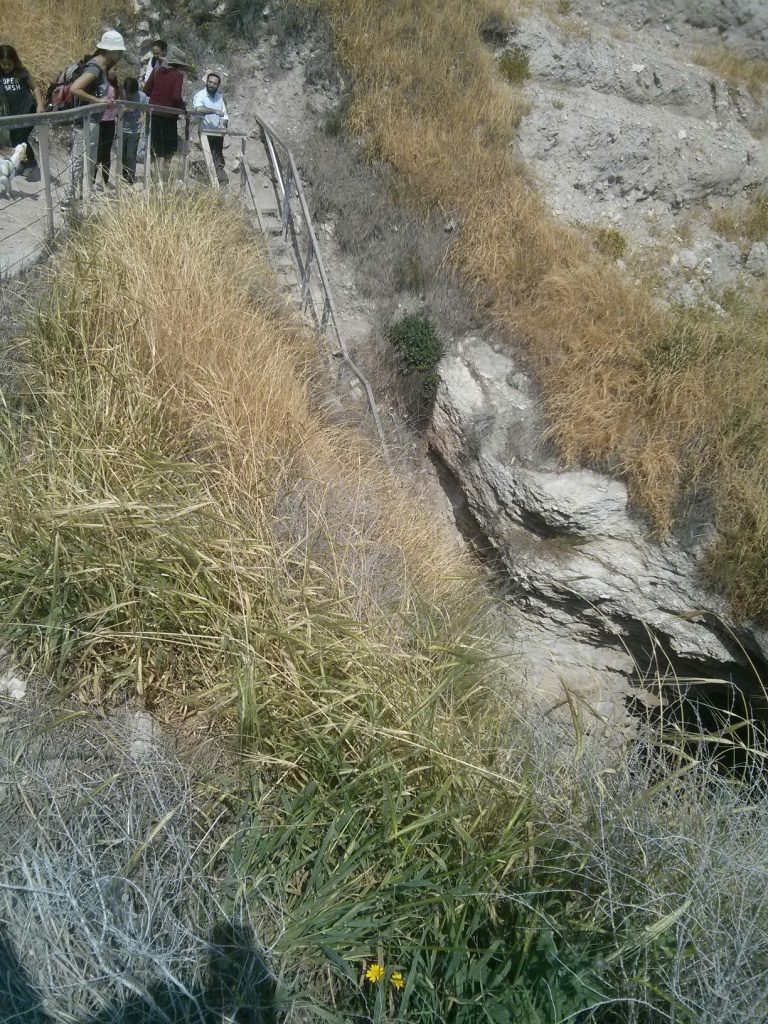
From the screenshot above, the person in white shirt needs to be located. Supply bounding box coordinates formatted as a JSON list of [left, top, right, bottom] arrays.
[[193, 72, 229, 180], [139, 39, 167, 89]]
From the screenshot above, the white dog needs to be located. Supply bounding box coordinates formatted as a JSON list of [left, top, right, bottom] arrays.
[[0, 143, 29, 199]]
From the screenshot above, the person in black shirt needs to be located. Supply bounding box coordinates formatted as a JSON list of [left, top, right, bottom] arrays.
[[0, 45, 44, 182]]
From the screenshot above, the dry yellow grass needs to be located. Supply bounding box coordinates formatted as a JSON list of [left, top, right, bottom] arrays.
[[693, 44, 768, 99], [320, 0, 768, 617], [61, 190, 472, 611], [0, 189, 481, 718], [711, 191, 768, 244], [0, 0, 125, 82]]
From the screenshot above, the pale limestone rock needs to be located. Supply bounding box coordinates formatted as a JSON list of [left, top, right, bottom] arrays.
[[429, 338, 768, 691]]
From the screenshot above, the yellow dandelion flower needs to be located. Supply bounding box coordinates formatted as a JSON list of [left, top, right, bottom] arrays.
[[390, 971, 405, 990], [365, 963, 385, 983]]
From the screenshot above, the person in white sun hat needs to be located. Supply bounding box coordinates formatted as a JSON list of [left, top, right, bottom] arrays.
[[65, 29, 126, 204]]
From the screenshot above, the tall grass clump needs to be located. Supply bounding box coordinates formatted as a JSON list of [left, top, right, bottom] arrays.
[[317, 0, 768, 619], [0, 190, 471, 700], [693, 44, 768, 99], [0, 698, 280, 1021], [498, 47, 530, 84], [0, 0, 124, 82], [1, 191, 767, 1019], [712, 189, 768, 244], [220, 0, 324, 47], [527, 727, 768, 1024]]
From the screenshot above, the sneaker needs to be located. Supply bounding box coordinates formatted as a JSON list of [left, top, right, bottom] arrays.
[[24, 166, 41, 183]]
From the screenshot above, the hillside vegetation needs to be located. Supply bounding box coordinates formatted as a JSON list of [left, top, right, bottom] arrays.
[[318, 0, 768, 619], [1, 2, 767, 1018], [0, 0, 122, 80], [1, 189, 767, 1022], [693, 43, 768, 99]]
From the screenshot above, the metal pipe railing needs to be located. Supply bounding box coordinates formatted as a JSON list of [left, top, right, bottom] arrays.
[[252, 115, 391, 463], [0, 100, 203, 130]]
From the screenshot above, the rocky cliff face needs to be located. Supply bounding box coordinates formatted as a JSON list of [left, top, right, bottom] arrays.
[[506, 0, 768, 303], [427, 0, 768, 709], [596, 1, 768, 56], [429, 337, 768, 707]]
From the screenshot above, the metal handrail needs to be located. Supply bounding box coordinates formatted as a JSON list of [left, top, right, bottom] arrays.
[[0, 100, 206, 130], [246, 113, 391, 464]]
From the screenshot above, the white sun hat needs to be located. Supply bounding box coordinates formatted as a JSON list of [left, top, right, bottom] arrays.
[[97, 30, 126, 52]]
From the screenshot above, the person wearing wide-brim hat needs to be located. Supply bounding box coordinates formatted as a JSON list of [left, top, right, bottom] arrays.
[[166, 46, 194, 70], [144, 46, 190, 171], [65, 29, 126, 204]]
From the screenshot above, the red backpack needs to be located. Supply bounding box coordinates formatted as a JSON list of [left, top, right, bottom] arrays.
[[47, 59, 95, 111]]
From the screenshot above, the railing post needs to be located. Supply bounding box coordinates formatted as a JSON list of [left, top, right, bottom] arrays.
[[181, 114, 190, 185], [115, 106, 124, 195], [281, 163, 293, 240], [82, 113, 92, 209], [240, 136, 246, 198], [144, 111, 152, 191], [37, 121, 54, 238], [301, 240, 314, 309], [200, 132, 219, 189]]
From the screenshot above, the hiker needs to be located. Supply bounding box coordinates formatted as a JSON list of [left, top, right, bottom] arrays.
[[93, 67, 121, 186], [193, 71, 229, 180], [65, 29, 125, 204], [144, 46, 188, 174], [139, 39, 167, 89], [0, 45, 44, 182], [121, 76, 148, 184]]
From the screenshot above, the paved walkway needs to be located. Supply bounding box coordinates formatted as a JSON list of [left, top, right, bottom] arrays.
[[0, 147, 71, 276]]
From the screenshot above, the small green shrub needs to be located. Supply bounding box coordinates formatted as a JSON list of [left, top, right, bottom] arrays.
[[498, 47, 530, 85], [594, 226, 627, 260], [388, 312, 443, 373], [557, 0, 573, 14], [480, 13, 511, 46], [324, 105, 345, 137], [270, 0, 323, 45], [220, 0, 322, 45], [323, 96, 350, 137]]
